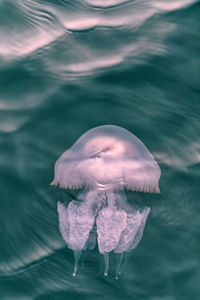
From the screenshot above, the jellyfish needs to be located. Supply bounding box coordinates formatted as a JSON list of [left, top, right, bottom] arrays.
[[51, 125, 161, 279]]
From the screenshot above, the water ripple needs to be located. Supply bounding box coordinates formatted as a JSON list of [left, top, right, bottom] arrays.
[[84, 0, 132, 9], [0, 0, 186, 75], [0, 0, 197, 79], [152, 0, 196, 12], [0, 0, 64, 60]]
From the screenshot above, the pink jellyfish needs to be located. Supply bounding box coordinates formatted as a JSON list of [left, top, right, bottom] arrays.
[[51, 125, 161, 279]]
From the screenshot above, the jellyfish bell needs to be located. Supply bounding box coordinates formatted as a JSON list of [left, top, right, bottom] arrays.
[[52, 125, 160, 192], [51, 125, 161, 278]]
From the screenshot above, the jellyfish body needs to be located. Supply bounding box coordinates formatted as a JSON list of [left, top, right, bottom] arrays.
[[52, 125, 161, 278]]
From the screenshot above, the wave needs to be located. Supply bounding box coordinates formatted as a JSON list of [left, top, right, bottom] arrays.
[[0, 0, 197, 77], [84, 0, 131, 8]]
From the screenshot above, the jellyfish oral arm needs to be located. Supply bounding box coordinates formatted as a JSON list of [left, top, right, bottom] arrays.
[[95, 191, 151, 277], [57, 189, 151, 278], [57, 195, 97, 276]]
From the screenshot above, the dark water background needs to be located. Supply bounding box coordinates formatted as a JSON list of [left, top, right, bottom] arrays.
[[0, 0, 200, 299]]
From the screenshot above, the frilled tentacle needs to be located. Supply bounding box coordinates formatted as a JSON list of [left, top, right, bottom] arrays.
[[57, 198, 98, 276], [57, 201, 96, 251], [114, 207, 150, 253]]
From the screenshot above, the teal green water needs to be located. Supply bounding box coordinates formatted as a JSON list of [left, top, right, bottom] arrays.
[[0, 0, 200, 299]]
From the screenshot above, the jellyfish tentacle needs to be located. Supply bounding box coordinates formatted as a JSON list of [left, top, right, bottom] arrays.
[[97, 207, 127, 253], [103, 253, 109, 276], [73, 250, 81, 277], [96, 203, 127, 276], [114, 206, 150, 253], [128, 207, 150, 251], [58, 195, 98, 276], [113, 206, 150, 278], [115, 253, 125, 280], [57, 201, 70, 244], [62, 201, 95, 250]]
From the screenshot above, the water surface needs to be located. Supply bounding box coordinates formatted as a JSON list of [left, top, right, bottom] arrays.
[[0, 0, 199, 299]]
